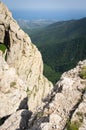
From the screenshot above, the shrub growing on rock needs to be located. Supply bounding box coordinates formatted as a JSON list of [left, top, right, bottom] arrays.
[[0, 44, 6, 53], [67, 120, 81, 130], [79, 66, 86, 79]]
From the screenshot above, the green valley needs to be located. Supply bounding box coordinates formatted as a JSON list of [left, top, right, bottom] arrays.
[[20, 17, 86, 84]]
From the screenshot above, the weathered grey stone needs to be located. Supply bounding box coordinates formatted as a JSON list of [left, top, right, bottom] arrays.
[[0, 1, 53, 119], [70, 89, 86, 130], [10, 21, 20, 33], [0, 110, 32, 130], [0, 52, 27, 118], [29, 60, 86, 130], [0, 25, 5, 43]]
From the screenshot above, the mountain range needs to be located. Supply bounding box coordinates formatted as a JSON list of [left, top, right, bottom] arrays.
[[19, 17, 86, 83], [17, 19, 57, 30]]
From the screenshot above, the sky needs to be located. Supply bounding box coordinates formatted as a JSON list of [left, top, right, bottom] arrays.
[[1, 0, 86, 20]]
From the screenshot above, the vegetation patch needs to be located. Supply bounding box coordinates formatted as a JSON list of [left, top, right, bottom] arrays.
[[76, 112, 83, 117], [67, 120, 81, 130], [43, 63, 60, 84], [79, 66, 86, 79], [0, 44, 7, 53], [37, 111, 44, 118], [10, 82, 16, 87], [26, 88, 32, 97], [26, 18, 86, 84], [76, 112, 83, 123]]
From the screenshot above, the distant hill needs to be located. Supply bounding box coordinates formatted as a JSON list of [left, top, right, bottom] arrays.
[[21, 17, 86, 83], [17, 19, 57, 30]]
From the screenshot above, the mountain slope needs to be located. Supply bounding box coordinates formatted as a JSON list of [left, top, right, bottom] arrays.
[[24, 17, 86, 83], [30, 18, 86, 44], [17, 19, 57, 29]]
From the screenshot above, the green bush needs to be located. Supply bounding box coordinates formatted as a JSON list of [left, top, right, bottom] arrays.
[[79, 66, 86, 79], [10, 82, 16, 87], [0, 44, 7, 53], [67, 120, 81, 130]]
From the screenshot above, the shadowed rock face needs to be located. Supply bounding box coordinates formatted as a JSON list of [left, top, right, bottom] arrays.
[[0, 110, 32, 130]]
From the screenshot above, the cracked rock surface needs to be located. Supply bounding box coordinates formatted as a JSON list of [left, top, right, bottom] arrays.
[[0, 2, 53, 119], [28, 60, 86, 130]]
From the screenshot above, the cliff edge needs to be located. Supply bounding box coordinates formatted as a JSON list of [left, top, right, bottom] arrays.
[[0, 2, 53, 119]]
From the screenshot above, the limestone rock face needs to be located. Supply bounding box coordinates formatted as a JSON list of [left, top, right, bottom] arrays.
[[40, 60, 86, 130], [0, 109, 32, 130], [71, 89, 86, 130], [0, 1, 53, 120], [28, 60, 86, 130], [0, 51, 27, 118]]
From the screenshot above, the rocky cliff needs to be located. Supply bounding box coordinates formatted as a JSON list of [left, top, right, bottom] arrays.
[[1, 59, 86, 130], [0, 2, 86, 130], [26, 60, 86, 130], [0, 1, 53, 122]]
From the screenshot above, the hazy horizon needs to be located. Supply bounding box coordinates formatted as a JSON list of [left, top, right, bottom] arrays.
[[1, 0, 86, 21], [11, 9, 86, 21]]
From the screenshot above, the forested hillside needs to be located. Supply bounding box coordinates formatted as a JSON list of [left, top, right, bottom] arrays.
[[22, 17, 86, 83]]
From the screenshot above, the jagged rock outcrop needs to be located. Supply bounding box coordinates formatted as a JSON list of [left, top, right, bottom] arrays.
[[71, 93, 86, 130], [28, 60, 86, 130], [0, 109, 32, 130], [1, 59, 86, 130], [0, 51, 27, 118], [0, 1, 53, 120]]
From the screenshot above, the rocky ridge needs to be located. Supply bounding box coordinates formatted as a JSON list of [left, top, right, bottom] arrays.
[[0, 2, 86, 130], [1, 60, 86, 130], [0, 1, 53, 126], [27, 60, 86, 130]]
